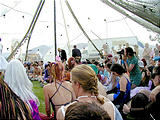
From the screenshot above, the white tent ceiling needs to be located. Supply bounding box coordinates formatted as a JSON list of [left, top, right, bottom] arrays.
[[0, 0, 159, 55]]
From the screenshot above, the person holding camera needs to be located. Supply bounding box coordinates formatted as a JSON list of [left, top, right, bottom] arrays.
[[123, 47, 142, 89]]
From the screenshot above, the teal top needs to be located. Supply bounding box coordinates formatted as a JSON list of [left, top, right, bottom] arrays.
[[88, 64, 98, 75], [128, 56, 142, 86]]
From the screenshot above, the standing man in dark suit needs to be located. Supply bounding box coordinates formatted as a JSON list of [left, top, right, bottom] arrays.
[[72, 45, 81, 63], [58, 48, 67, 63]]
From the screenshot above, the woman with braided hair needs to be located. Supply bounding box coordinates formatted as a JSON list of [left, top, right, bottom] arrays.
[[57, 64, 122, 120], [0, 77, 32, 119]]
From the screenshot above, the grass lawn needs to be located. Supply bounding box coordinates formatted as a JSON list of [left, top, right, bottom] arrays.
[[32, 81, 45, 114]]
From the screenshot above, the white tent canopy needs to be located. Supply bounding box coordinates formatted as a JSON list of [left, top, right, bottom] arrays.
[[0, 0, 159, 61]]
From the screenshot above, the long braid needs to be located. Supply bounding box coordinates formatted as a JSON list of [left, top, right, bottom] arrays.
[[90, 75, 104, 104], [71, 64, 105, 104], [0, 78, 32, 119]]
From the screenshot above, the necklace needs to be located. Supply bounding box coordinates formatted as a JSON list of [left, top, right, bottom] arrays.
[[77, 96, 96, 101]]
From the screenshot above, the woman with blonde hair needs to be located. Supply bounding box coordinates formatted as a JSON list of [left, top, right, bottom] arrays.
[[57, 64, 122, 120], [40, 62, 75, 120]]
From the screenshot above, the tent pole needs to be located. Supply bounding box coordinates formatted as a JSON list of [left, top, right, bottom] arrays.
[[54, 0, 57, 60], [25, 0, 45, 61], [65, 0, 103, 59]]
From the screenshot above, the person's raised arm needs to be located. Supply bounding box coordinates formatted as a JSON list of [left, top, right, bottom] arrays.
[[124, 61, 135, 73]]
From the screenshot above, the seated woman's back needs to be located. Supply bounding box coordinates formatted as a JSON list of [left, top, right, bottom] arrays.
[[43, 81, 75, 112], [43, 62, 75, 118]]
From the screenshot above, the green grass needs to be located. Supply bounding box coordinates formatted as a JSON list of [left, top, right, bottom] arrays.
[[32, 81, 45, 114]]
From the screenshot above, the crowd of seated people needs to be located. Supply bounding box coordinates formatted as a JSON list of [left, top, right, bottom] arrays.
[[1, 43, 160, 120], [123, 66, 160, 119]]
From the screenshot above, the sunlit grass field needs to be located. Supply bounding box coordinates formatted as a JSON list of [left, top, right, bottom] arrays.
[[32, 81, 45, 114]]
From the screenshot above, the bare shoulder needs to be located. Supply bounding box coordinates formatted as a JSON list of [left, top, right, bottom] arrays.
[[120, 74, 130, 83], [155, 85, 160, 90], [151, 85, 160, 95], [43, 83, 52, 88], [101, 95, 114, 108], [98, 94, 110, 102], [43, 83, 56, 92], [98, 94, 114, 111], [62, 81, 73, 88], [101, 97, 115, 120], [63, 81, 72, 85]]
